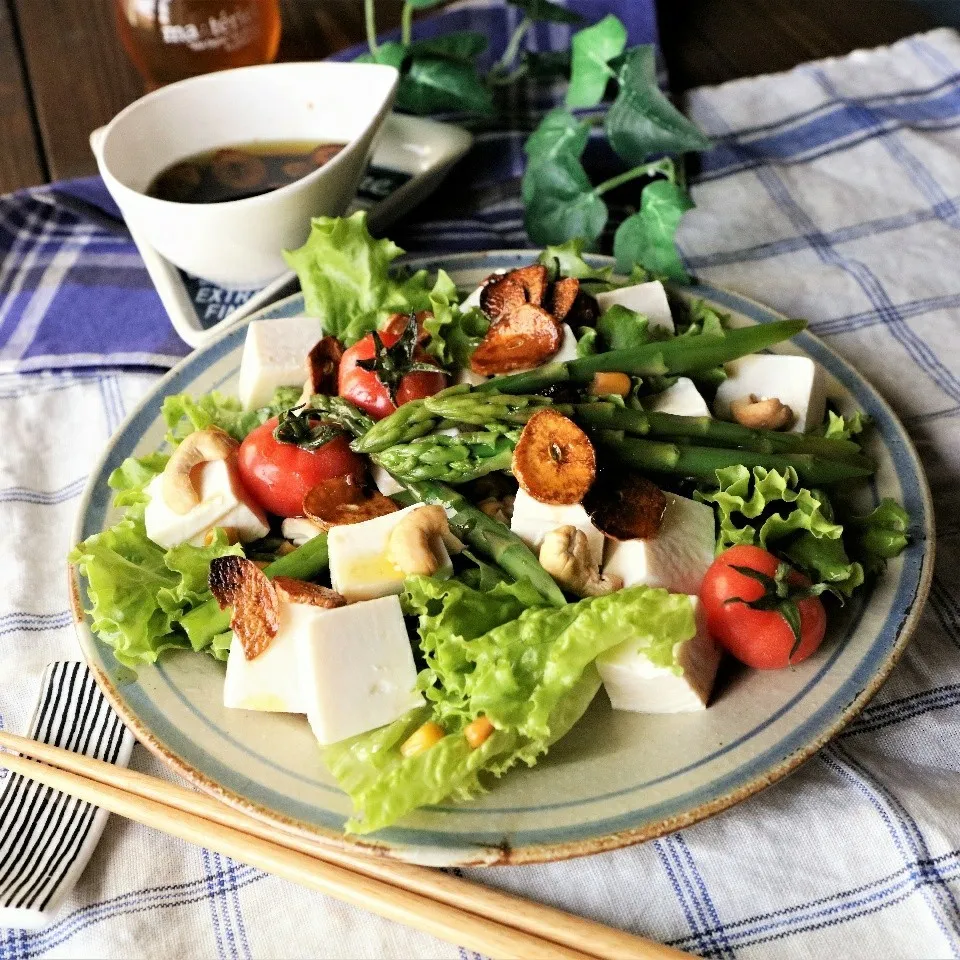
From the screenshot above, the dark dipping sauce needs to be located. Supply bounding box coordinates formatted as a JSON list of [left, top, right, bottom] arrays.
[[147, 141, 346, 203]]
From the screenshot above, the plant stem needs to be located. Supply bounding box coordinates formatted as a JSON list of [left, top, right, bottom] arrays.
[[490, 15, 532, 78], [400, 0, 414, 47], [364, 0, 379, 55], [594, 158, 675, 197]]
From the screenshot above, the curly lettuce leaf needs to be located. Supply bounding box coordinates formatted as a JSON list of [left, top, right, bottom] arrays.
[[823, 410, 871, 442], [848, 498, 910, 575], [597, 304, 654, 351], [538, 237, 615, 286], [697, 465, 866, 595], [162, 386, 300, 446], [70, 516, 243, 668], [327, 582, 697, 833], [283, 212, 433, 345], [421, 270, 489, 368], [108, 452, 169, 510]]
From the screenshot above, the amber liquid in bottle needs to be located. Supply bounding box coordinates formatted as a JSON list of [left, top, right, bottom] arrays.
[[115, 0, 281, 88]]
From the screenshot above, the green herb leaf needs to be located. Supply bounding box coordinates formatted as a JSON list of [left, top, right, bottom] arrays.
[[823, 410, 872, 441], [506, 0, 584, 25], [356, 314, 442, 403], [605, 46, 711, 165], [613, 178, 694, 281], [398, 55, 495, 115], [272, 406, 347, 451], [405, 0, 449, 8], [566, 14, 628, 108]]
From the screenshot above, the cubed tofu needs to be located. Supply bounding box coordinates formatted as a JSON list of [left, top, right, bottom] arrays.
[[510, 487, 604, 567], [597, 597, 720, 713], [144, 459, 269, 550], [595, 281, 674, 334], [328, 504, 453, 603], [238, 315, 322, 410], [645, 377, 711, 418], [371, 463, 405, 497], [222, 603, 311, 713], [713, 354, 826, 434], [295, 595, 424, 744], [602, 493, 715, 596]]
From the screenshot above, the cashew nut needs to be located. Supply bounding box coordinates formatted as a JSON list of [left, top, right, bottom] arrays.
[[730, 394, 794, 431], [280, 517, 324, 547], [539, 525, 622, 597], [386, 506, 452, 576], [162, 426, 239, 514]]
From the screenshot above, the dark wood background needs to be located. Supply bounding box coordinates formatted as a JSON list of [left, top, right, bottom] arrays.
[[0, 0, 938, 194]]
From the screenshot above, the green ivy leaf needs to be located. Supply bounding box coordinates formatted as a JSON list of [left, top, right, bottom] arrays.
[[408, 31, 488, 62], [523, 152, 608, 245], [506, 0, 584, 25], [405, 0, 449, 8], [397, 55, 495, 115], [360, 41, 409, 70], [566, 14, 628, 108], [613, 178, 694, 281], [605, 46, 711, 165], [521, 108, 591, 203]]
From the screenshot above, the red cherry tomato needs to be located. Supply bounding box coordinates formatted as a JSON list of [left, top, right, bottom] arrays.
[[237, 416, 365, 518], [339, 325, 447, 421], [699, 544, 827, 670]]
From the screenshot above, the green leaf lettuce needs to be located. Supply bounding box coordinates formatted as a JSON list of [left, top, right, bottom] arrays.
[[325, 580, 698, 833]]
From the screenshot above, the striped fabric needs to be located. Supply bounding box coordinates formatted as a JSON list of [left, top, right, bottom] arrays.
[[1, 7, 959, 960], [0, 663, 134, 930]]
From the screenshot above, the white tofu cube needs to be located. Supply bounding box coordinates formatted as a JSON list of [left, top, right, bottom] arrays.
[[645, 378, 711, 418], [510, 487, 604, 567], [457, 367, 488, 387], [371, 463, 405, 497], [713, 354, 826, 434], [223, 603, 312, 713], [595, 281, 674, 334], [328, 505, 452, 603], [295, 595, 424, 744], [598, 597, 720, 713], [144, 459, 269, 549], [603, 493, 715, 596], [238, 315, 322, 410], [551, 323, 579, 364]]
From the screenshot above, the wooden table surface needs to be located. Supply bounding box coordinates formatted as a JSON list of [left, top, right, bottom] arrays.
[[0, 0, 937, 194]]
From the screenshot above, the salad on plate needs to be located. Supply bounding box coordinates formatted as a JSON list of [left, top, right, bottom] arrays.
[[71, 212, 911, 835]]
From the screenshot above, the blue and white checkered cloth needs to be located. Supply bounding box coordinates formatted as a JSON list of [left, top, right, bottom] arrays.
[[2, 4, 960, 956]]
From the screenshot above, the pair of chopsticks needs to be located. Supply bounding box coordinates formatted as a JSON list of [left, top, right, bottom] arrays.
[[0, 731, 688, 960]]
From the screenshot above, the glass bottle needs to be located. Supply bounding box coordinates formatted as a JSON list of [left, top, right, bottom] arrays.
[[115, 0, 282, 88]]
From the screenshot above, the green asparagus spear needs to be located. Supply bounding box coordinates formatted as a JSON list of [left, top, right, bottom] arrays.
[[309, 392, 566, 605], [426, 393, 870, 464], [481, 319, 807, 394], [181, 531, 331, 650], [376, 431, 519, 482], [351, 385, 470, 454], [394, 476, 567, 606], [594, 433, 874, 485]]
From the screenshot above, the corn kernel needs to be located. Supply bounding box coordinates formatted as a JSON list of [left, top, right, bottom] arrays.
[[589, 372, 632, 398], [400, 721, 445, 758], [464, 715, 494, 749]]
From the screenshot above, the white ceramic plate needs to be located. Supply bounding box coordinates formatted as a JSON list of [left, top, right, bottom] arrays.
[[71, 253, 934, 867]]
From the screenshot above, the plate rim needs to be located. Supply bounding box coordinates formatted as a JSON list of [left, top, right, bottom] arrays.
[[69, 251, 936, 866]]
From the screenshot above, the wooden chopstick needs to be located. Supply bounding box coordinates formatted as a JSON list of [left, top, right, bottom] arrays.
[[0, 731, 689, 960]]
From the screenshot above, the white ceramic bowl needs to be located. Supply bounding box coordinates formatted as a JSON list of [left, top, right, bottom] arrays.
[[91, 62, 399, 288]]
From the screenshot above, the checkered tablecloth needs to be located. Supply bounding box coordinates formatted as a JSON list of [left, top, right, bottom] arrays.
[[2, 4, 960, 957]]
